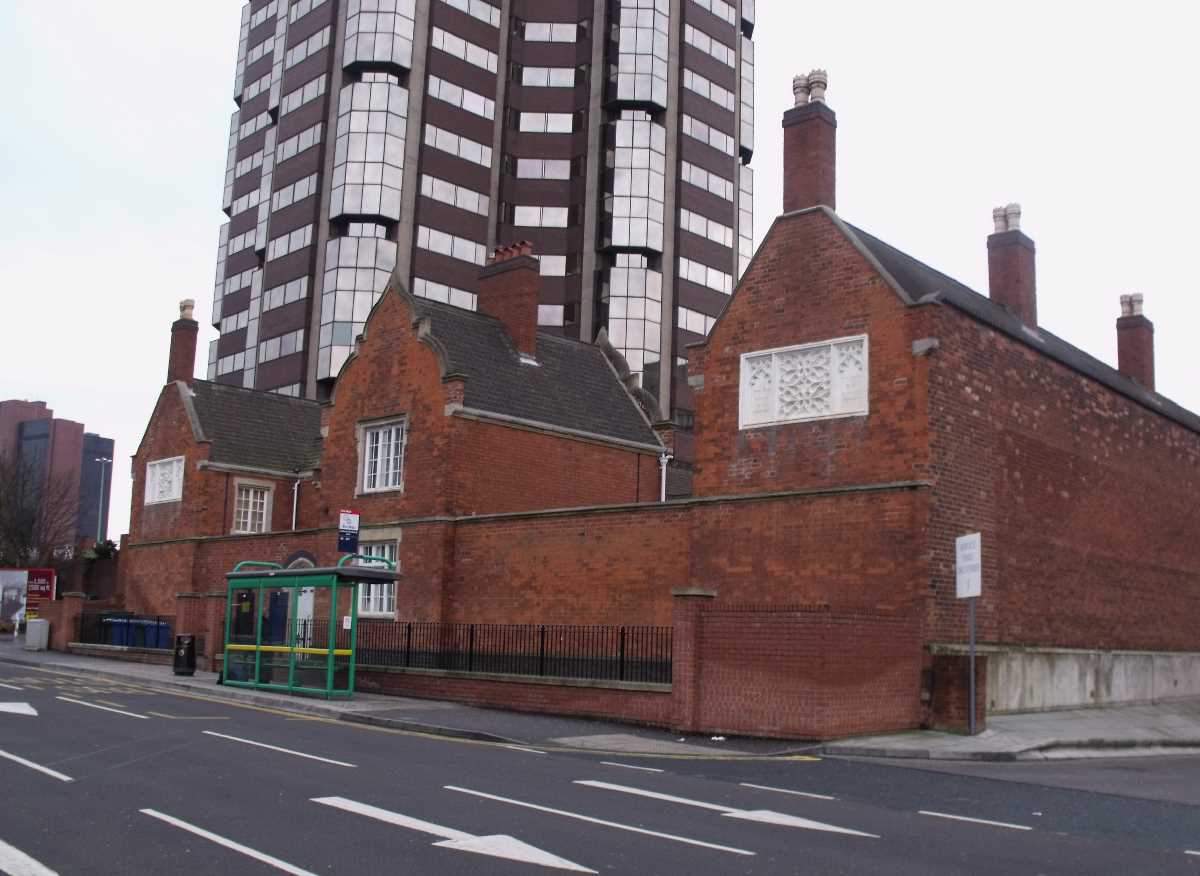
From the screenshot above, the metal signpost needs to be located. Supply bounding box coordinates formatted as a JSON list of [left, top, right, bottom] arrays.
[[955, 532, 982, 735], [337, 509, 360, 554]]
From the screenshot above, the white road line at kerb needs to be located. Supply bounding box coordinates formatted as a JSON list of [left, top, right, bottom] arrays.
[[140, 810, 318, 876], [0, 837, 60, 875], [0, 682, 23, 691], [504, 745, 547, 755], [444, 786, 755, 856], [600, 761, 664, 773], [919, 810, 1032, 831], [201, 731, 357, 767], [740, 782, 837, 801], [1185, 850, 1200, 857], [55, 696, 148, 720], [0, 748, 73, 783]]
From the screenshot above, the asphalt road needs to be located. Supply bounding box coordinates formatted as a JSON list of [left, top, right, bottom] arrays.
[[1, 665, 1198, 875]]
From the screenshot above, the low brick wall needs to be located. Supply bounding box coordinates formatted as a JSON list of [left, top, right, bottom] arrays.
[[929, 652, 988, 733], [68, 643, 174, 666], [356, 666, 674, 728]]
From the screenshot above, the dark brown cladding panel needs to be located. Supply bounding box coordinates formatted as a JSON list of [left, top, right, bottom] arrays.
[[429, 4, 502, 48], [677, 180, 736, 223], [232, 169, 264, 202], [501, 177, 585, 208], [426, 53, 499, 100], [287, 7, 336, 42], [268, 202, 322, 241], [260, 298, 310, 340], [229, 211, 258, 238], [225, 248, 261, 278], [681, 45, 737, 89], [243, 54, 274, 84], [238, 91, 271, 121], [411, 249, 484, 292], [256, 352, 305, 391], [423, 99, 495, 145], [280, 51, 333, 91], [682, 4, 739, 43], [221, 287, 252, 318], [265, 248, 317, 288], [415, 198, 489, 240], [515, 0, 593, 18], [675, 277, 731, 316], [217, 327, 248, 359], [278, 93, 330, 134], [272, 146, 323, 189], [505, 130, 588, 160], [236, 127, 271, 162], [508, 41, 591, 67], [678, 232, 734, 275], [679, 135, 736, 178], [528, 274, 581, 308], [680, 90, 735, 133], [506, 83, 588, 113], [215, 370, 244, 388], [496, 224, 579, 253], [419, 149, 491, 192]]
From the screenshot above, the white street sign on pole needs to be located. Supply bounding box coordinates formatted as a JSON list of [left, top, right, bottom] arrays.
[[955, 533, 982, 599]]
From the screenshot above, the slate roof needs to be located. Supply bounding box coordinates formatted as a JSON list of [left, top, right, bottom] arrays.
[[842, 222, 1200, 436], [410, 296, 661, 448], [186, 380, 323, 472]]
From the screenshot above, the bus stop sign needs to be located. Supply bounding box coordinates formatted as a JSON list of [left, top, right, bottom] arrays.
[[337, 509, 360, 553]]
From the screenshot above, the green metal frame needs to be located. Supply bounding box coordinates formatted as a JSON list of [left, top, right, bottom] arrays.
[[222, 556, 394, 699]]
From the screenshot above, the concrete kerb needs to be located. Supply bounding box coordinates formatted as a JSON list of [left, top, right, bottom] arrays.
[[0, 652, 519, 744], [820, 738, 1200, 762]]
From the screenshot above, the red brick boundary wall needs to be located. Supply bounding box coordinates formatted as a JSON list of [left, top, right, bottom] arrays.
[[687, 602, 924, 740], [929, 653, 988, 733]]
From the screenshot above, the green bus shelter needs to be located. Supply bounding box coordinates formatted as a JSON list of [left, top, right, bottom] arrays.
[[222, 555, 398, 699]]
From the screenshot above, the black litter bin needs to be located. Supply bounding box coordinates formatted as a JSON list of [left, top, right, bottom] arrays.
[[174, 634, 196, 676]]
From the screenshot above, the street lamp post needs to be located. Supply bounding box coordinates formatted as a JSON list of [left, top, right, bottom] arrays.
[[94, 457, 112, 544]]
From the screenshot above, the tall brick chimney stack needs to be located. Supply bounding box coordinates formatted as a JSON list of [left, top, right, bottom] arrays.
[[987, 203, 1037, 327], [1116, 293, 1155, 391], [477, 242, 540, 359], [782, 69, 836, 213], [168, 299, 199, 386]]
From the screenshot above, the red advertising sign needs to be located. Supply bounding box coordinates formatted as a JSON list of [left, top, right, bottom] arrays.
[[24, 569, 55, 620]]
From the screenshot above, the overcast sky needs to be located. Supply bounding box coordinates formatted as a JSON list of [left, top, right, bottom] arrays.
[[1, 1, 1196, 539]]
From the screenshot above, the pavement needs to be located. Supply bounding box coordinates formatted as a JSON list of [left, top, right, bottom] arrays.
[[3, 638, 1200, 761]]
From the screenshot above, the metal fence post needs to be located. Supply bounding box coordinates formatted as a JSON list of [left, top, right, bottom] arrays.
[[538, 625, 546, 677], [405, 622, 412, 668], [619, 627, 626, 681], [468, 624, 475, 673]]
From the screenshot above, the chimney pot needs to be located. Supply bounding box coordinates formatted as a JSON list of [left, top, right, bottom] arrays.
[[992, 206, 1008, 234], [1005, 202, 1022, 232], [792, 74, 810, 106], [807, 69, 829, 103], [180, 298, 195, 320]]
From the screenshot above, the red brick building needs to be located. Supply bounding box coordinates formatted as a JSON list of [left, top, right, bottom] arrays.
[[66, 75, 1200, 740]]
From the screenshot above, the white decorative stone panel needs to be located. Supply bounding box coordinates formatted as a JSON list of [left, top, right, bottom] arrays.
[[739, 336, 868, 428]]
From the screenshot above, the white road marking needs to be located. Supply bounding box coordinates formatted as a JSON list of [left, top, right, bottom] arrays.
[[575, 780, 877, 838], [919, 811, 1032, 831], [504, 745, 547, 755], [1184, 850, 1200, 856], [55, 696, 148, 720], [0, 749, 73, 783], [0, 836, 60, 875], [740, 782, 836, 801], [140, 809, 318, 876], [0, 682, 24, 691], [444, 785, 755, 856], [312, 796, 594, 872], [0, 703, 37, 717], [601, 761, 664, 773], [201, 731, 356, 767]]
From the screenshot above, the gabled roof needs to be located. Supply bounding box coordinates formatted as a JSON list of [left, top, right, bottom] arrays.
[[184, 380, 323, 472], [410, 296, 662, 449], [839, 220, 1200, 437]]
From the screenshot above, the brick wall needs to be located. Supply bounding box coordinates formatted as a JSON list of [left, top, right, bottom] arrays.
[[690, 209, 932, 498], [929, 653, 987, 733], [927, 305, 1200, 651], [690, 604, 923, 739]]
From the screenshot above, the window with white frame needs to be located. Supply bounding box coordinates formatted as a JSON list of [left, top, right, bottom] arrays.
[[144, 456, 185, 504], [357, 540, 397, 616], [233, 483, 271, 533], [739, 336, 869, 429], [361, 420, 406, 493]]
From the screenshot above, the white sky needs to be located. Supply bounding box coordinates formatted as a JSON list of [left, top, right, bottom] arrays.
[[1, 1, 1196, 539]]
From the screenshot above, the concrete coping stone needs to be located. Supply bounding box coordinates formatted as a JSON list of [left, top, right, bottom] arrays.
[[357, 663, 671, 693], [69, 642, 173, 656], [671, 587, 717, 598]]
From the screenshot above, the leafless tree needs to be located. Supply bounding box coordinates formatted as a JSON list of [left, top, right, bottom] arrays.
[[0, 452, 78, 568]]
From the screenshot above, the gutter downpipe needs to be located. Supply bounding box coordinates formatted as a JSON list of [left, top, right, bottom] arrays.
[[292, 476, 300, 530], [659, 452, 673, 502]]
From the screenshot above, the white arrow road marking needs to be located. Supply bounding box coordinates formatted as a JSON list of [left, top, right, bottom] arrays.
[[0, 749, 72, 783], [0, 703, 37, 717], [918, 811, 1032, 831], [0, 836, 60, 875], [575, 780, 878, 838], [0, 682, 24, 691], [202, 731, 356, 768], [444, 785, 755, 856], [55, 696, 148, 720], [313, 796, 594, 872], [740, 782, 836, 801], [140, 810, 318, 876]]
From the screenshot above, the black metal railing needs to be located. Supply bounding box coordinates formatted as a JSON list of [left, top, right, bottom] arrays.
[[77, 613, 173, 650], [295, 619, 672, 684]]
